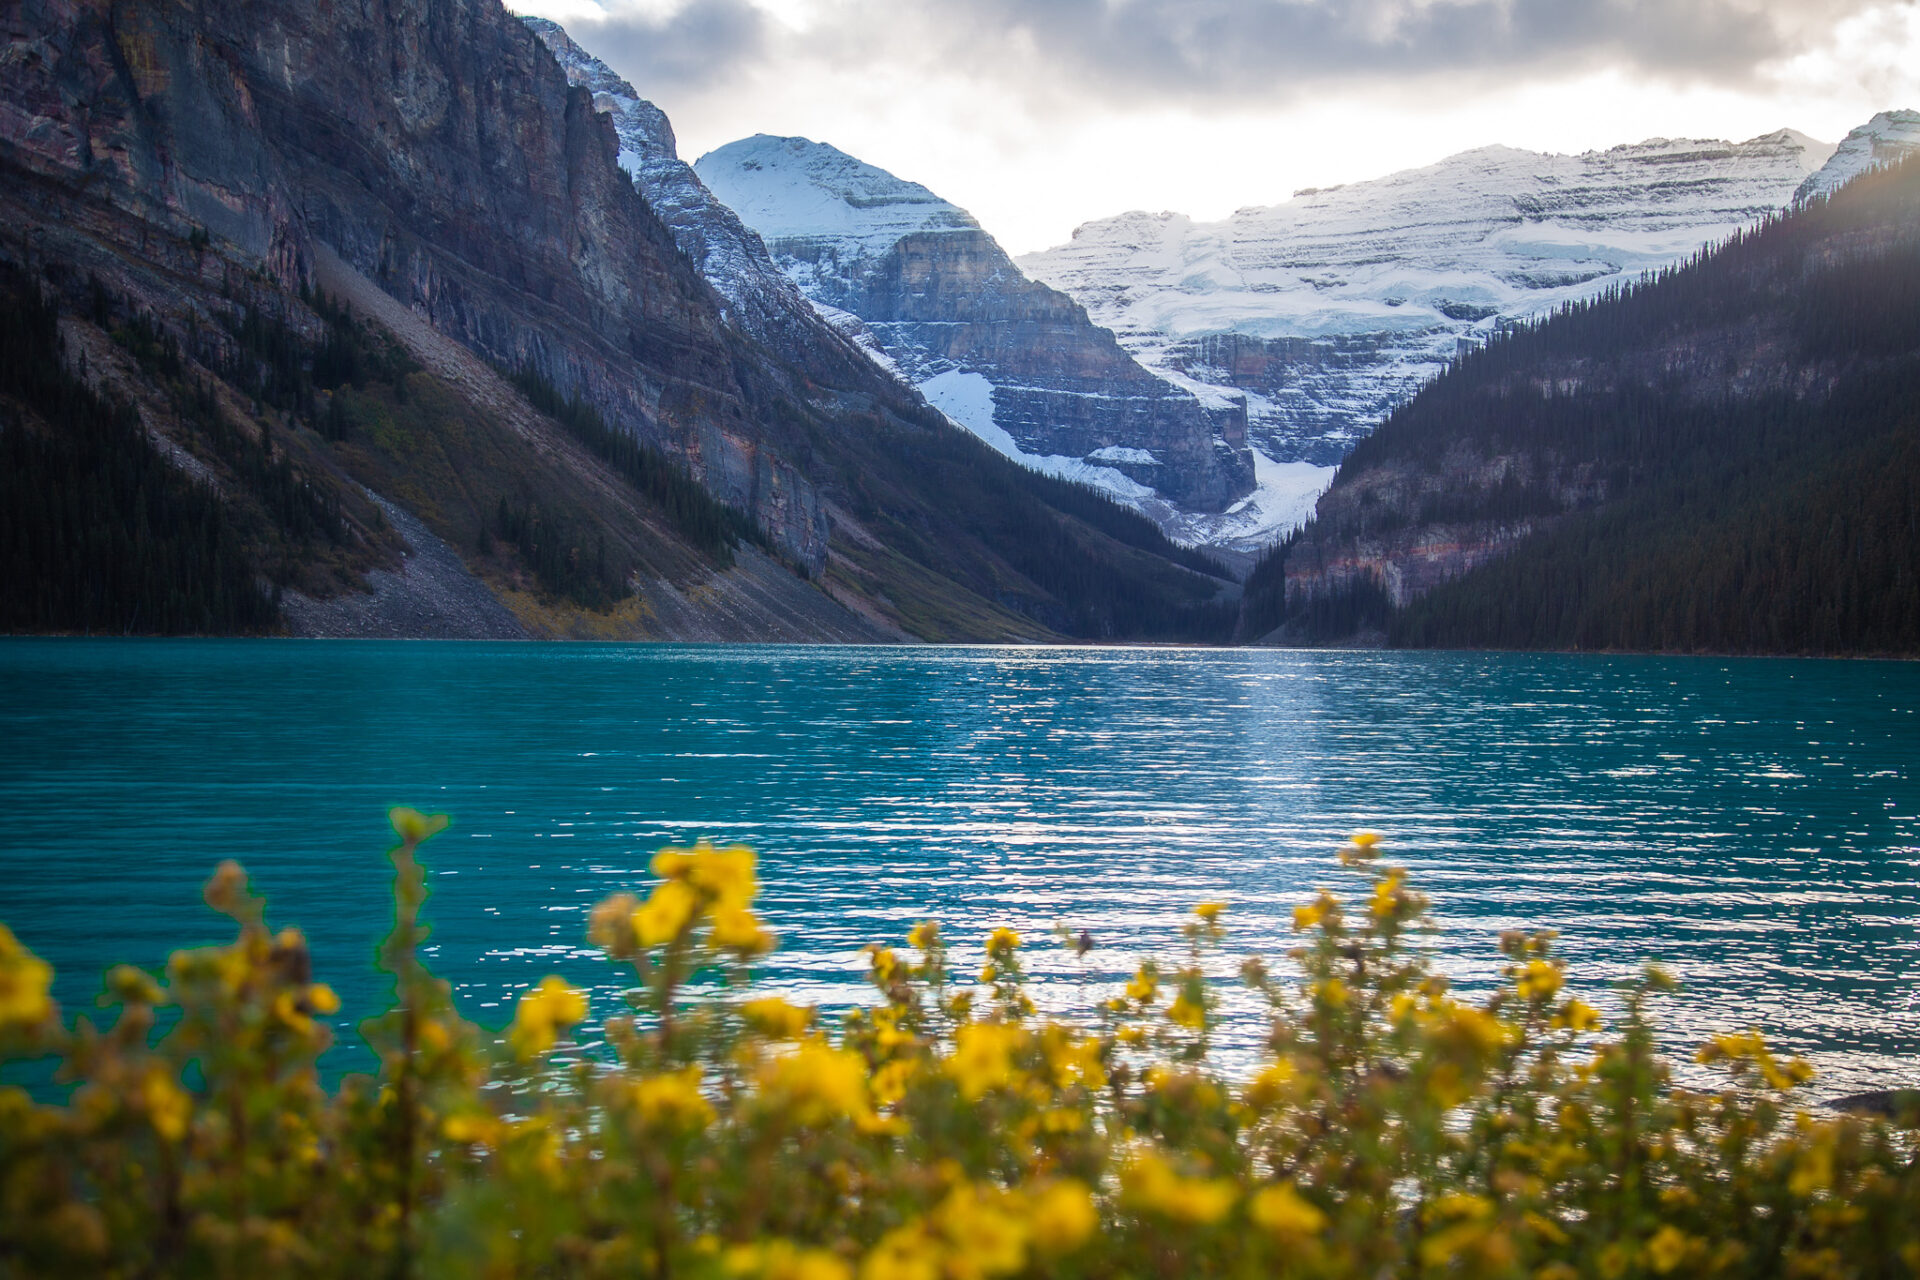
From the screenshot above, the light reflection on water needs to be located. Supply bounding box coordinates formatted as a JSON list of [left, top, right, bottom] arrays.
[[0, 640, 1915, 1094]]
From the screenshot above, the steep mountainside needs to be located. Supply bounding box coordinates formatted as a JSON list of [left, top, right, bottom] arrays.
[[1021, 131, 1834, 470], [520, 17, 835, 362], [694, 136, 1257, 519], [1248, 155, 1920, 656], [0, 0, 1232, 642]]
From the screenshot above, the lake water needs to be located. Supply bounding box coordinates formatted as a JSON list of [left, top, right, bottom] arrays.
[[1, 640, 1915, 1095]]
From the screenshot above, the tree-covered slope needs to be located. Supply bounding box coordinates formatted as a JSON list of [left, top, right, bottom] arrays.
[[1260, 154, 1920, 656]]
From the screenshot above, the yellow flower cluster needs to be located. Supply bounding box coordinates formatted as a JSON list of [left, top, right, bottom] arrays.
[[508, 974, 588, 1058], [0, 821, 1909, 1280], [0, 924, 54, 1032]]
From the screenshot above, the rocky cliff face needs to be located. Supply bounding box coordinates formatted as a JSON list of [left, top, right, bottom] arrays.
[[0, 0, 1231, 642], [2, 0, 837, 566], [694, 135, 1255, 515], [520, 17, 841, 363], [1019, 130, 1835, 469]]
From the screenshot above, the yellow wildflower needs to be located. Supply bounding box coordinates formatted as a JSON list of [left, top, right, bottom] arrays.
[[653, 841, 758, 908], [711, 905, 775, 955], [508, 975, 587, 1058], [986, 926, 1021, 958], [1315, 978, 1349, 1009], [1292, 893, 1335, 931], [142, 1067, 191, 1142], [442, 1112, 500, 1147], [1249, 1182, 1326, 1238], [1517, 960, 1563, 1001], [871, 1059, 917, 1106], [1024, 1180, 1097, 1254], [1243, 1060, 1296, 1111], [935, 1185, 1030, 1276], [1193, 901, 1227, 923], [1167, 990, 1207, 1030], [1125, 964, 1159, 1004], [0, 925, 54, 1030], [1043, 1029, 1108, 1090], [724, 1239, 852, 1280], [1350, 829, 1383, 850], [1121, 1150, 1236, 1225], [860, 1228, 942, 1280], [946, 1023, 1025, 1100], [756, 1040, 871, 1125], [1550, 998, 1598, 1032], [907, 921, 939, 950], [741, 997, 813, 1039], [632, 1066, 714, 1133], [308, 983, 341, 1015], [1789, 1138, 1834, 1197], [868, 945, 902, 984], [1644, 1225, 1691, 1274], [632, 879, 700, 947]]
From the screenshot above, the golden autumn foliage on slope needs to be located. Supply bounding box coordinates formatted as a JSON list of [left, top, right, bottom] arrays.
[[1, 815, 1915, 1279]]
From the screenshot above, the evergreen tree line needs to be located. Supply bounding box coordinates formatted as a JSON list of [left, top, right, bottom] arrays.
[[119, 325, 352, 563], [0, 265, 277, 634], [1001, 469, 1230, 581], [1268, 153, 1920, 655], [506, 366, 763, 569], [482, 495, 627, 611], [1391, 385, 1920, 653]]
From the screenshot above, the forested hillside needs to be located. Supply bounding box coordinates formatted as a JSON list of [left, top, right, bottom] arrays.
[[1258, 154, 1920, 655]]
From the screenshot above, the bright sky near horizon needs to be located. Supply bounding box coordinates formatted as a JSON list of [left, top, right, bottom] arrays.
[[509, 0, 1920, 256]]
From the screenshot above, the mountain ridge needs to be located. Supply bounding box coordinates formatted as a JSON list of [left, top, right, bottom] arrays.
[[693, 133, 1260, 525], [1020, 129, 1836, 482]]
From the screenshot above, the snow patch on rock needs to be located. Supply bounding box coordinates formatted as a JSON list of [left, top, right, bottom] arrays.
[[1796, 110, 1920, 202]]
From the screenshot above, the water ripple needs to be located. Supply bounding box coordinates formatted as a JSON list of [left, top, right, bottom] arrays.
[[0, 641, 1915, 1093]]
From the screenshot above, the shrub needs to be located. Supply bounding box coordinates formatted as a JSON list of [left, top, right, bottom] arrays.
[[1, 815, 1913, 1278]]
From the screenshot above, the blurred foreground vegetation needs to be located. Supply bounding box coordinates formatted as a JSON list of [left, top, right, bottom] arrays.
[[1, 816, 1914, 1278]]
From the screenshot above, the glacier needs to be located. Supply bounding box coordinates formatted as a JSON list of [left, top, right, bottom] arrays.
[[1018, 130, 1844, 470]]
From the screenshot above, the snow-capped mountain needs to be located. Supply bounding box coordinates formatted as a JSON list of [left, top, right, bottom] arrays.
[[695, 135, 1258, 521], [1018, 130, 1836, 469], [1796, 110, 1920, 203]]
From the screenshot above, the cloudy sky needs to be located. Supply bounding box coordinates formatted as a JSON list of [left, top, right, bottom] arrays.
[[511, 0, 1920, 255]]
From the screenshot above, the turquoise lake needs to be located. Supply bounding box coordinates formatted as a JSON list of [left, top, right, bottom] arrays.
[[1, 639, 1915, 1094]]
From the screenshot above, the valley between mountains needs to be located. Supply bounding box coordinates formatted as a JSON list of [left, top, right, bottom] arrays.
[[1, 0, 1916, 654]]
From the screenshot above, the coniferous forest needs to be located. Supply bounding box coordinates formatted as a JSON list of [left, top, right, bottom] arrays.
[[0, 265, 277, 635], [1270, 154, 1920, 656]]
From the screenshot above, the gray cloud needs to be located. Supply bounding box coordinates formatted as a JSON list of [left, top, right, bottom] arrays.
[[574, 0, 1893, 106], [574, 0, 770, 94], [856, 0, 1876, 101]]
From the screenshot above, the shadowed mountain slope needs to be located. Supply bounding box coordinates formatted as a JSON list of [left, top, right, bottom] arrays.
[[0, 0, 1229, 641], [1249, 155, 1920, 656]]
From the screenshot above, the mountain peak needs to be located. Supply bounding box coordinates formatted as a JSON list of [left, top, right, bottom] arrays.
[[695, 136, 977, 254], [1796, 109, 1920, 202]]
